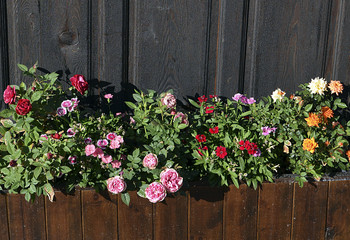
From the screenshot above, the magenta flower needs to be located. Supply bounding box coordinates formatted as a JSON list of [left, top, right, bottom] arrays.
[[57, 107, 67, 116], [130, 117, 136, 124], [67, 128, 76, 137], [68, 156, 77, 164], [92, 148, 104, 158], [85, 144, 96, 156], [106, 132, 118, 140], [174, 112, 189, 125], [104, 94, 113, 99], [110, 136, 124, 149], [143, 153, 158, 170], [253, 149, 261, 157], [232, 93, 243, 101], [145, 182, 167, 203], [160, 168, 183, 193], [107, 176, 127, 194], [39, 134, 48, 144], [97, 139, 109, 149], [61, 100, 73, 108], [111, 160, 121, 169], [247, 97, 256, 104], [84, 137, 92, 145], [102, 154, 113, 164], [71, 98, 79, 109], [261, 126, 277, 136]]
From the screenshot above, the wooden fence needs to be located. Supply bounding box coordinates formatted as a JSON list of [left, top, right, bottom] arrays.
[[0, 176, 350, 239], [0, 0, 350, 110]]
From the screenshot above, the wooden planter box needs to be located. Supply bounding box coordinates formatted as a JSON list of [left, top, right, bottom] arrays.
[[1, 174, 350, 240]]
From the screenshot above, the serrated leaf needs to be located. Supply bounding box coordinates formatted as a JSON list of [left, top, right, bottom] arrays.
[[121, 192, 130, 206], [44, 183, 55, 202]]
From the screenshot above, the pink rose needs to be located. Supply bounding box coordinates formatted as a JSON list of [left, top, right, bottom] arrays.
[[107, 176, 127, 194], [85, 144, 96, 156], [110, 136, 123, 149], [174, 112, 189, 125], [145, 182, 167, 203], [3, 85, 16, 104], [102, 154, 113, 164], [92, 148, 104, 158], [161, 93, 176, 108], [143, 153, 158, 169], [70, 74, 88, 95], [160, 168, 183, 193], [111, 160, 121, 168]]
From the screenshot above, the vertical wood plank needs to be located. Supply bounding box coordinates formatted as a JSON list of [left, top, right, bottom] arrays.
[[0, 0, 9, 110], [154, 193, 188, 240], [326, 180, 350, 239], [292, 182, 328, 240], [245, 0, 331, 99], [118, 191, 153, 240], [224, 184, 257, 240], [258, 182, 293, 240], [46, 190, 82, 240], [82, 189, 118, 240], [189, 186, 224, 240], [129, 0, 211, 99], [7, 194, 46, 240], [0, 193, 9, 240]]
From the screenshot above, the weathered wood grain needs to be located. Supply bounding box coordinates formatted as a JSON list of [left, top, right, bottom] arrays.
[[326, 180, 350, 240], [7, 194, 46, 240], [189, 186, 224, 240], [81, 190, 118, 240], [0, 0, 9, 111], [292, 182, 328, 240], [0, 193, 9, 240], [118, 191, 153, 240], [128, 0, 211, 99], [224, 184, 257, 240], [245, 0, 332, 99], [258, 182, 293, 240], [45, 190, 82, 240]]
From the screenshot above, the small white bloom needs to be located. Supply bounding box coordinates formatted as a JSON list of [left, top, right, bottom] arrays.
[[271, 88, 285, 102], [308, 77, 327, 95]]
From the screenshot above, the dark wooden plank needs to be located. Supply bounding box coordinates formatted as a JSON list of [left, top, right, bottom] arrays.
[[245, 0, 331, 99], [326, 180, 350, 240], [0, 193, 9, 240], [224, 184, 257, 240], [324, 0, 350, 86], [154, 192, 188, 240], [7, 194, 46, 240], [292, 182, 328, 240], [6, 0, 40, 85], [189, 186, 224, 240], [128, 0, 211, 99], [258, 182, 293, 240], [118, 191, 153, 240], [82, 189, 118, 240], [0, 0, 9, 110], [46, 190, 82, 240]]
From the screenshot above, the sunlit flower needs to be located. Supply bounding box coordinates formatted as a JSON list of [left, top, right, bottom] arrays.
[[303, 138, 318, 153], [271, 88, 285, 102], [308, 77, 327, 95], [328, 80, 343, 96], [321, 106, 334, 121], [305, 113, 321, 127]]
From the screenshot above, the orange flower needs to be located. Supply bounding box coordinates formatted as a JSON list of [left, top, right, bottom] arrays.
[[321, 106, 333, 124], [346, 150, 350, 162], [325, 141, 330, 147], [303, 138, 318, 153], [305, 113, 321, 127], [328, 80, 343, 95]]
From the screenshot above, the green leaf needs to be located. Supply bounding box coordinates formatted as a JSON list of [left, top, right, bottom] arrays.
[[178, 124, 187, 130], [0, 109, 13, 118], [17, 64, 28, 72], [60, 166, 71, 174], [133, 149, 140, 158], [240, 111, 251, 118], [336, 102, 347, 109], [12, 149, 21, 159], [188, 98, 200, 108], [137, 184, 148, 198], [125, 101, 137, 109], [132, 93, 142, 102], [34, 167, 42, 179], [44, 183, 55, 202], [31, 91, 43, 102], [304, 104, 313, 112], [24, 192, 31, 202], [121, 192, 130, 206], [1, 119, 13, 128]]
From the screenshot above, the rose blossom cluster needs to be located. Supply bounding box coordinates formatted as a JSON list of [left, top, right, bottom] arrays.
[[232, 93, 256, 104], [107, 176, 127, 194], [4, 85, 33, 116], [70, 74, 88, 95], [143, 153, 158, 169], [261, 126, 277, 136], [145, 168, 183, 203], [174, 112, 189, 125], [239, 140, 261, 157], [161, 92, 176, 109], [57, 98, 79, 116]]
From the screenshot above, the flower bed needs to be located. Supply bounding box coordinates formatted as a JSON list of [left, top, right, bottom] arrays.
[[0, 63, 350, 207]]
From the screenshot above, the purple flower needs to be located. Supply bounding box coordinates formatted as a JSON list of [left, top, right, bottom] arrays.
[[247, 97, 256, 104], [97, 139, 109, 149], [240, 96, 248, 104], [61, 100, 73, 108], [253, 149, 261, 157], [232, 93, 243, 101], [262, 126, 271, 136], [67, 128, 76, 137], [84, 137, 92, 145], [57, 107, 67, 116]]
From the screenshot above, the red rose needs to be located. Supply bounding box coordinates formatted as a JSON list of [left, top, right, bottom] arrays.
[[209, 126, 219, 134], [51, 133, 62, 140], [3, 85, 16, 104], [205, 106, 214, 114], [216, 146, 227, 159], [15, 99, 32, 115], [70, 74, 88, 95], [195, 134, 206, 143]]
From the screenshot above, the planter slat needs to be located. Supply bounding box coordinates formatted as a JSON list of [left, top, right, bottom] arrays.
[[189, 186, 224, 239], [224, 184, 258, 240], [292, 182, 328, 240], [82, 190, 118, 240], [258, 182, 293, 240], [45, 190, 82, 240], [118, 191, 153, 240], [326, 180, 350, 239], [0, 194, 9, 240], [7, 194, 46, 240], [153, 193, 188, 240]]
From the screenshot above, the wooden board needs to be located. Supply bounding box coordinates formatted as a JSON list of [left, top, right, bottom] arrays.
[[326, 180, 350, 239], [224, 184, 258, 240], [244, 0, 331, 99], [153, 192, 188, 240], [7, 194, 46, 240], [0, 0, 9, 111], [118, 191, 153, 240], [45, 190, 82, 240], [292, 182, 328, 240], [0, 193, 9, 239], [82, 189, 118, 240], [189, 186, 224, 240], [258, 182, 293, 240]]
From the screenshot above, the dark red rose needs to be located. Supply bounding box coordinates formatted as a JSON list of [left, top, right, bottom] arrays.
[[195, 134, 206, 143], [70, 74, 88, 95], [51, 133, 62, 140], [3, 85, 16, 104], [209, 126, 219, 134], [9, 160, 17, 167], [216, 146, 227, 159], [47, 153, 53, 159], [15, 99, 32, 115]]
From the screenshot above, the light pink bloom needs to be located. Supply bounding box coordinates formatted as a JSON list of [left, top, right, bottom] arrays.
[[145, 182, 167, 203], [161, 93, 176, 108], [61, 100, 73, 108], [116, 112, 122, 116], [92, 148, 104, 158], [67, 128, 76, 137], [232, 93, 243, 101], [106, 132, 117, 140], [104, 94, 113, 99], [84, 137, 92, 145], [57, 107, 67, 116], [102, 154, 113, 164], [68, 156, 77, 164], [71, 98, 79, 109], [160, 168, 183, 193], [115, 135, 124, 144], [247, 97, 256, 104], [130, 117, 135, 124], [107, 176, 127, 194], [143, 153, 158, 169], [110, 139, 121, 149], [174, 112, 189, 125], [111, 160, 121, 169], [97, 139, 109, 149], [85, 144, 96, 156]]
